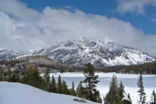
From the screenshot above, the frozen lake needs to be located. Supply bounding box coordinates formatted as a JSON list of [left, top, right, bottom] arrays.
[[44, 72, 156, 104]]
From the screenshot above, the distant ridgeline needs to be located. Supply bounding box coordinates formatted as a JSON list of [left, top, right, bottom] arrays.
[[99, 61, 156, 74], [0, 57, 156, 74]]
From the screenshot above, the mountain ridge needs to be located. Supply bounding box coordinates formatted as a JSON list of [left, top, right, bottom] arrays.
[[0, 39, 155, 68]]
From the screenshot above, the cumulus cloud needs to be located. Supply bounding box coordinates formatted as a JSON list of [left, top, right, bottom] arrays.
[[117, 0, 156, 14], [0, 0, 156, 56]]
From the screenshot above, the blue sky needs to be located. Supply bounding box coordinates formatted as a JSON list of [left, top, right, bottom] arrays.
[[21, 0, 156, 34]]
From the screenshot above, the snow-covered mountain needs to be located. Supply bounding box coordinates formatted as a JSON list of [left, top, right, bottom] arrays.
[[0, 82, 98, 104], [34, 38, 156, 67], [0, 39, 155, 67], [0, 50, 18, 60], [0, 50, 32, 61]]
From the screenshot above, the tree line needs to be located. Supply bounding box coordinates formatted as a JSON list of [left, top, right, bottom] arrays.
[[100, 62, 156, 74], [1, 60, 156, 74]]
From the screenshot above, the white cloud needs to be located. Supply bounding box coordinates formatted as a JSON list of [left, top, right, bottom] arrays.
[[152, 18, 156, 22], [117, 0, 156, 14], [0, 0, 40, 20], [0, 0, 156, 56]]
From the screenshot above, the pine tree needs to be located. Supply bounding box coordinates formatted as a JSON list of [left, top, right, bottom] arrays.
[[93, 89, 102, 103], [104, 75, 121, 104], [70, 81, 76, 96], [8, 71, 19, 82], [49, 76, 57, 93], [77, 81, 85, 98], [7, 68, 19, 82], [127, 93, 132, 104], [62, 80, 69, 94], [44, 69, 50, 84], [119, 81, 125, 99], [151, 90, 156, 104], [57, 75, 62, 93], [137, 73, 146, 104], [83, 63, 100, 102], [7, 67, 11, 81], [0, 67, 3, 81], [21, 66, 47, 90], [76, 81, 88, 99]]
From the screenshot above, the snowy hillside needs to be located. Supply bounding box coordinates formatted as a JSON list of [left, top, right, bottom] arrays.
[[0, 82, 98, 104], [34, 38, 155, 67]]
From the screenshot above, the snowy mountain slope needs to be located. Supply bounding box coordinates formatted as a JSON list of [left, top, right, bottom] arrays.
[[34, 38, 155, 67], [0, 50, 32, 61], [0, 82, 98, 104], [0, 50, 18, 60]]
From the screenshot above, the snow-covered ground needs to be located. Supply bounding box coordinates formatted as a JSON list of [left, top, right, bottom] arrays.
[[45, 72, 156, 104], [0, 82, 98, 104]]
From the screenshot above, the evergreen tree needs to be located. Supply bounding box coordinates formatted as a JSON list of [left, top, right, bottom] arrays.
[[83, 63, 101, 102], [137, 73, 146, 104], [6, 68, 19, 82], [62, 80, 69, 94], [21, 66, 47, 90], [8, 71, 19, 82], [151, 90, 156, 104], [49, 76, 57, 93], [119, 81, 125, 99], [7, 67, 11, 80], [77, 81, 86, 98], [0, 67, 3, 81], [44, 69, 50, 84], [0, 67, 6, 81], [127, 93, 132, 104], [70, 81, 76, 96], [93, 89, 102, 103], [57, 75, 62, 93], [104, 75, 121, 104]]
